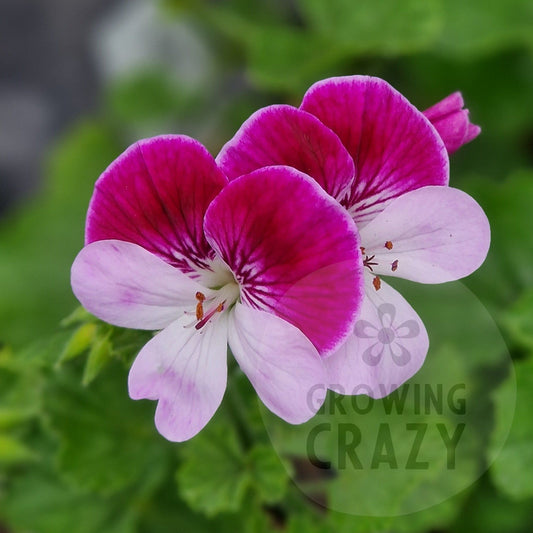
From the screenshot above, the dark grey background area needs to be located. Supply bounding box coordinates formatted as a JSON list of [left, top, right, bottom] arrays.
[[0, 0, 114, 216]]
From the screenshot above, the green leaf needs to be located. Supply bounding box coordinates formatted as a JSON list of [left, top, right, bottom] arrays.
[[44, 360, 171, 495], [246, 26, 348, 93], [106, 70, 203, 131], [450, 476, 533, 533], [82, 334, 113, 386], [0, 407, 35, 430], [138, 476, 246, 533], [0, 434, 35, 465], [490, 356, 533, 499], [501, 289, 533, 351], [297, 0, 442, 55], [247, 443, 290, 503], [0, 464, 144, 533], [0, 336, 70, 421], [437, 0, 533, 57], [177, 417, 290, 516], [327, 492, 466, 533], [460, 171, 533, 310], [177, 423, 250, 516], [58, 322, 99, 365], [60, 306, 95, 327], [287, 514, 332, 533]]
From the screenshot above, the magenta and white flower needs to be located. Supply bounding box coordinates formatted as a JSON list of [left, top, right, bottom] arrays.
[[71, 135, 363, 441], [217, 75, 490, 399]]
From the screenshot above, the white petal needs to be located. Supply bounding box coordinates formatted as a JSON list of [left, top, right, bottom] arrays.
[[128, 314, 228, 442], [360, 186, 490, 283], [71, 240, 206, 329], [228, 303, 327, 424]]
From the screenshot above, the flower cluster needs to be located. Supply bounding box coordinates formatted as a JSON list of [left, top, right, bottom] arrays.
[[71, 75, 489, 442]]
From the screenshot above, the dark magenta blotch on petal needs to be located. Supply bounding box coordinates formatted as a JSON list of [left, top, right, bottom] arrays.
[[86, 135, 228, 274], [204, 165, 364, 356], [301, 76, 449, 226]]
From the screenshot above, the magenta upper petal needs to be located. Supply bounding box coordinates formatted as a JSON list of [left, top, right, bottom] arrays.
[[301, 76, 449, 226], [423, 92, 481, 154], [325, 276, 429, 399], [360, 186, 491, 284], [204, 166, 364, 356], [86, 135, 228, 274], [216, 105, 355, 201]]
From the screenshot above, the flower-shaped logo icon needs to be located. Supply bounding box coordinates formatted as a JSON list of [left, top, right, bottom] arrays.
[[354, 303, 420, 367]]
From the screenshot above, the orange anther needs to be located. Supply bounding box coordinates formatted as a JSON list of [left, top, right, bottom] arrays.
[[196, 302, 204, 320]]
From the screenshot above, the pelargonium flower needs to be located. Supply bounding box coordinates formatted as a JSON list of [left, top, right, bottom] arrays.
[[71, 135, 364, 441], [216, 75, 490, 398]]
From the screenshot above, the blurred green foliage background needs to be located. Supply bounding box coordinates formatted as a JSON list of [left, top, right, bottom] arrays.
[[1, 0, 533, 531]]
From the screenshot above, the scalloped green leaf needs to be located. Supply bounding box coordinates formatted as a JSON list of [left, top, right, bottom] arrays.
[[177, 418, 290, 516], [44, 360, 170, 495], [247, 443, 290, 503], [177, 423, 250, 516], [0, 462, 156, 533]]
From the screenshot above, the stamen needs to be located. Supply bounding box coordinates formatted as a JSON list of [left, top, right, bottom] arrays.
[[391, 260, 398, 272], [360, 246, 366, 255], [373, 276, 381, 291], [195, 303, 225, 330], [195, 302, 204, 320], [195, 292, 206, 320], [385, 241, 393, 250]]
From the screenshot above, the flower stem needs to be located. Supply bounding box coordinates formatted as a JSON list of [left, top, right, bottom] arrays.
[[225, 364, 254, 452]]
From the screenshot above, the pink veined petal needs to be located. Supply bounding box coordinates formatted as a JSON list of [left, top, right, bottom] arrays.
[[204, 166, 364, 356], [325, 275, 429, 400], [423, 92, 481, 154], [228, 303, 327, 424], [71, 240, 205, 330], [359, 186, 491, 284], [300, 76, 449, 227], [216, 105, 355, 201], [128, 313, 228, 442], [86, 135, 228, 274]]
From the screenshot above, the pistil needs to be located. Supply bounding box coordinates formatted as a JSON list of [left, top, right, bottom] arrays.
[[363, 254, 378, 272]]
